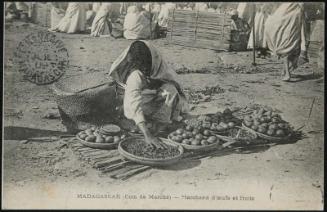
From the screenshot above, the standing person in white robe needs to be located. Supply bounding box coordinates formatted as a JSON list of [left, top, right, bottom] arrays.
[[247, 3, 269, 58], [49, 2, 66, 28], [90, 3, 120, 37], [109, 41, 188, 148], [123, 5, 153, 40], [264, 3, 306, 81], [157, 3, 175, 28], [50, 3, 87, 34], [195, 3, 208, 11], [237, 2, 256, 27]]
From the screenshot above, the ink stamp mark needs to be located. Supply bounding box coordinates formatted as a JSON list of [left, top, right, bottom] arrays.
[[14, 30, 69, 85]]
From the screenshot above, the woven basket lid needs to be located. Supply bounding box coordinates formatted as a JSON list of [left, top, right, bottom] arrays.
[[100, 124, 121, 134], [53, 72, 114, 93]]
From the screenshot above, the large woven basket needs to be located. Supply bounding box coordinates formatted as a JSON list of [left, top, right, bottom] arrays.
[[52, 72, 119, 129]]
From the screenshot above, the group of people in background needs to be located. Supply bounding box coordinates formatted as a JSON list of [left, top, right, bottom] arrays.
[[5, 2, 324, 82]]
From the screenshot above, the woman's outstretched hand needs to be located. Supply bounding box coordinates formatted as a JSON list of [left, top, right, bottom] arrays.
[[138, 121, 167, 149], [144, 134, 167, 149]]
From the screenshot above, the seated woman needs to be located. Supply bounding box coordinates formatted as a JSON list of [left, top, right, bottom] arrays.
[[109, 40, 188, 148], [90, 3, 120, 37], [123, 5, 152, 40], [49, 3, 87, 34]]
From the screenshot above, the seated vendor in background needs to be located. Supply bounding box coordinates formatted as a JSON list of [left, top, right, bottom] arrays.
[[230, 10, 250, 34], [108, 40, 189, 149]]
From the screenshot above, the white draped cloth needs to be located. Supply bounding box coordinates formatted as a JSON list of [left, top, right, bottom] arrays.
[[51, 3, 87, 33], [123, 6, 152, 40], [263, 3, 305, 57]]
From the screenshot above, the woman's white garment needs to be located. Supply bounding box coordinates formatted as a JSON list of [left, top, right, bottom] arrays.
[[50, 3, 66, 28], [195, 3, 208, 11], [92, 3, 101, 12], [108, 41, 189, 124], [123, 8, 152, 39], [247, 11, 268, 49], [264, 3, 304, 56], [237, 3, 255, 26], [158, 3, 175, 28], [91, 3, 120, 37], [51, 3, 86, 33]]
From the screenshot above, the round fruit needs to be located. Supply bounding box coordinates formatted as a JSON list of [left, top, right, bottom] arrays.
[[182, 139, 189, 144], [95, 135, 104, 143], [176, 129, 184, 135], [228, 122, 235, 128], [185, 125, 193, 132], [223, 108, 232, 115], [244, 115, 252, 122], [182, 133, 188, 139], [267, 129, 275, 136], [113, 136, 121, 143], [85, 135, 96, 142], [258, 127, 266, 134], [105, 136, 114, 143], [272, 113, 280, 118], [186, 132, 193, 138], [195, 134, 203, 141], [79, 133, 88, 140], [191, 140, 201, 145], [192, 129, 200, 135], [269, 124, 277, 130], [260, 123, 268, 128], [220, 122, 228, 129], [175, 135, 183, 143], [207, 136, 217, 143], [170, 131, 177, 136], [276, 129, 285, 137], [251, 125, 258, 131], [201, 140, 209, 145], [278, 123, 285, 129], [90, 126, 97, 131], [264, 111, 272, 117], [196, 126, 204, 132], [85, 129, 93, 135], [203, 130, 211, 136], [244, 121, 253, 127], [253, 120, 261, 126], [204, 116, 212, 122], [216, 125, 225, 131], [272, 117, 279, 123]]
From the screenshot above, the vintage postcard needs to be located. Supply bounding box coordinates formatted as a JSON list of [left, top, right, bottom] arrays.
[[2, 2, 324, 210]]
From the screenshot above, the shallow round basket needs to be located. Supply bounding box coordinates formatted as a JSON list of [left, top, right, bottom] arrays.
[[167, 135, 219, 151], [76, 136, 119, 150], [242, 123, 291, 142], [118, 137, 184, 167]]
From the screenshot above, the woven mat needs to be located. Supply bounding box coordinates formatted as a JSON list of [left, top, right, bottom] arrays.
[[68, 136, 280, 180]]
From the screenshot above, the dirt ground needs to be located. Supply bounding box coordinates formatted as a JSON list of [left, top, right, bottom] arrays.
[[3, 21, 324, 210]]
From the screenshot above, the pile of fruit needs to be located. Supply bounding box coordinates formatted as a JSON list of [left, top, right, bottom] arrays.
[[185, 108, 241, 133], [169, 125, 221, 146], [77, 126, 127, 144], [121, 139, 181, 159], [242, 108, 293, 137]]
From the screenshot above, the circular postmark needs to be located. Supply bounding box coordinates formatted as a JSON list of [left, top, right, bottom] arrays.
[[14, 30, 69, 85]]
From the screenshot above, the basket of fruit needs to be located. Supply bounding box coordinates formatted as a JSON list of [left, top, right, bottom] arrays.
[[76, 126, 127, 150], [118, 137, 184, 166], [168, 124, 222, 151], [242, 108, 293, 142], [185, 109, 241, 135]]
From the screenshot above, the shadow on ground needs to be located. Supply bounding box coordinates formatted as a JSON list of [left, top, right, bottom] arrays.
[[4, 126, 68, 140]]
